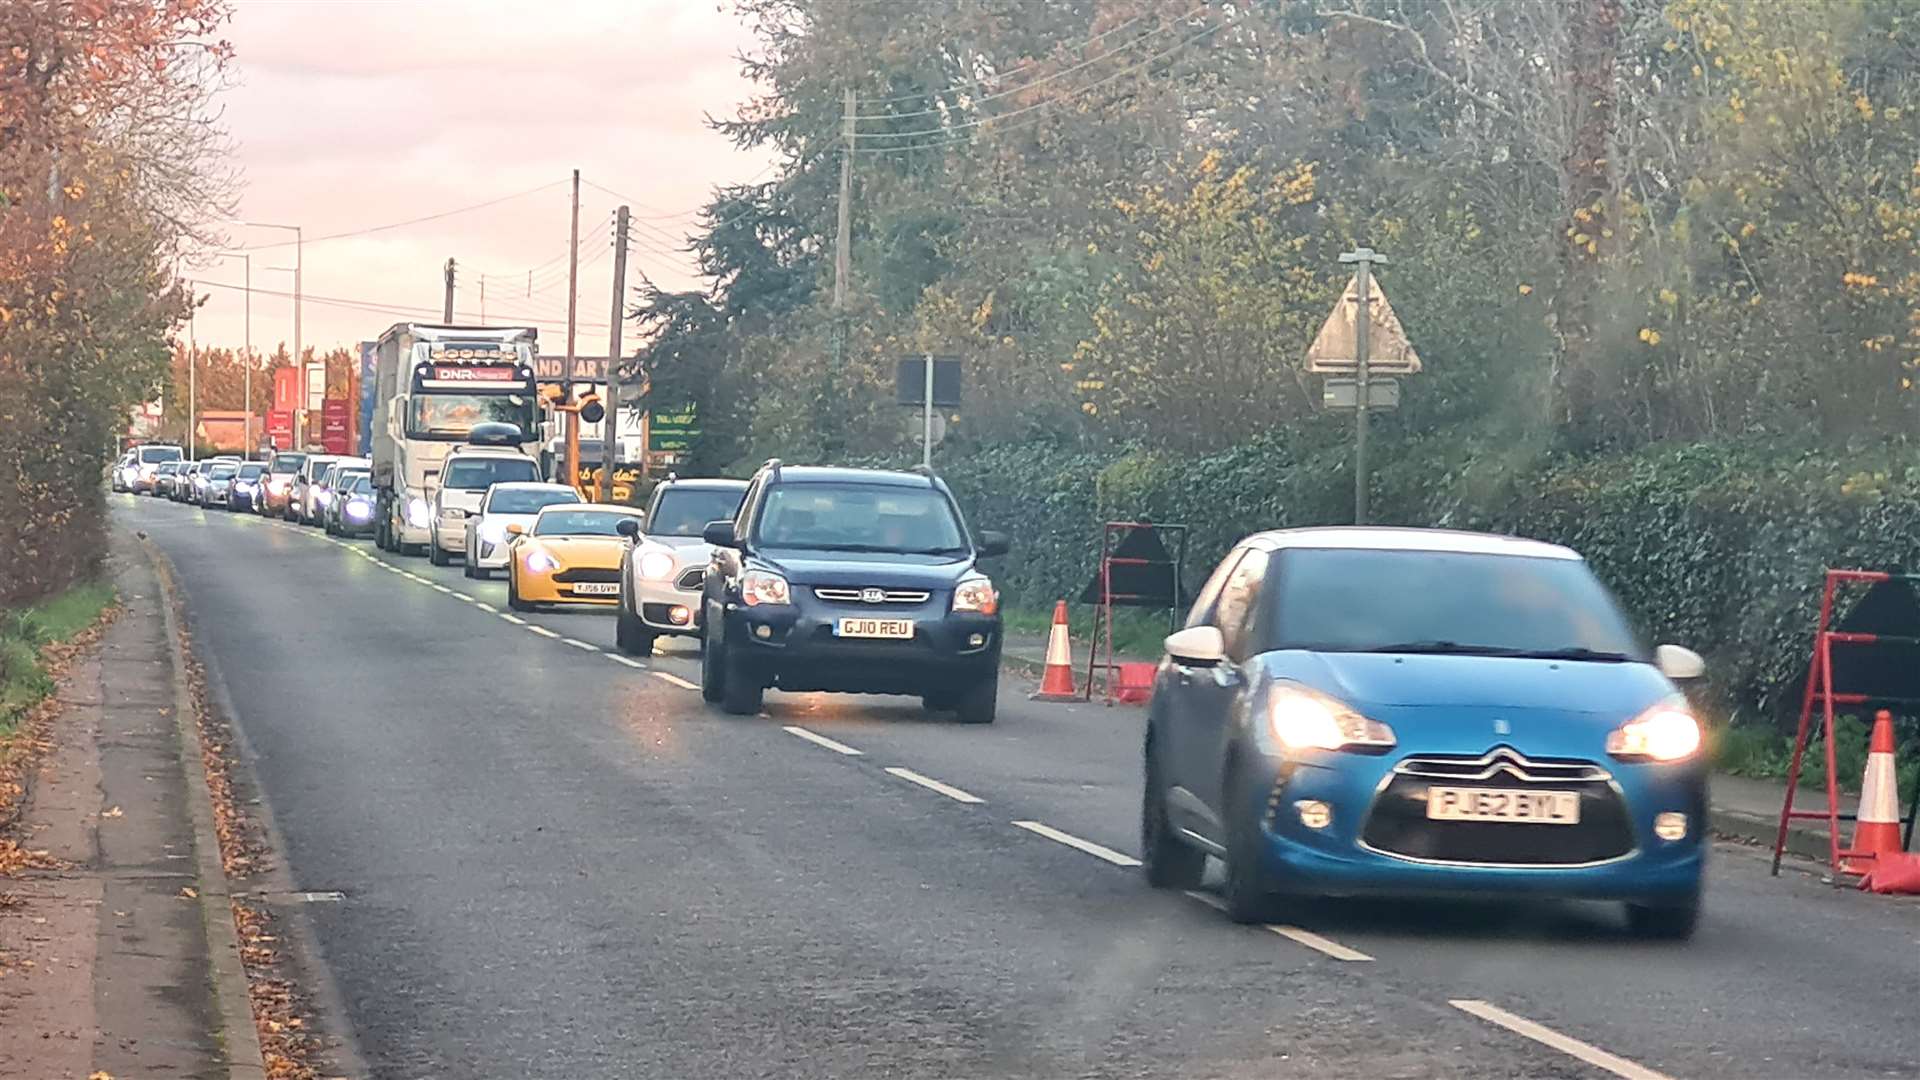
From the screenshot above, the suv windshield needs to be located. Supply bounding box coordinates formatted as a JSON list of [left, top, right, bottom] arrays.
[[489, 488, 579, 515], [756, 483, 967, 554], [139, 445, 182, 464], [533, 509, 639, 537], [650, 486, 745, 538], [269, 453, 306, 475], [1271, 548, 1646, 660], [443, 456, 539, 490]]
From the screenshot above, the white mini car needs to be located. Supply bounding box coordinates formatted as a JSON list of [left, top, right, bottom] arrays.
[[614, 477, 749, 656]]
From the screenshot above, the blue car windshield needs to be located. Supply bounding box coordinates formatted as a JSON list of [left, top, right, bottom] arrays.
[[755, 483, 967, 554], [1271, 548, 1646, 660]]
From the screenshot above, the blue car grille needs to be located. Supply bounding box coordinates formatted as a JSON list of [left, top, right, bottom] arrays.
[[1361, 749, 1634, 866]]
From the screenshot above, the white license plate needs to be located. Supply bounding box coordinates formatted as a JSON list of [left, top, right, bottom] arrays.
[[570, 582, 619, 596], [1426, 786, 1580, 825], [835, 617, 914, 639]]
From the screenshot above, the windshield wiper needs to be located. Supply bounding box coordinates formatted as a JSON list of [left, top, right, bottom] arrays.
[[1357, 641, 1530, 657], [1504, 646, 1636, 663]]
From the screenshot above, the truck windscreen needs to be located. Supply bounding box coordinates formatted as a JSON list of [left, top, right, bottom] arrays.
[[410, 394, 535, 440]]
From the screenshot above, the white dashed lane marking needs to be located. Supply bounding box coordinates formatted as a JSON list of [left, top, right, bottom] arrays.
[[1182, 891, 1373, 962], [1449, 1000, 1673, 1080], [561, 637, 597, 651], [782, 726, 863, 756], [527, 625, 561, 639], [606, 654, 647, 669], [499, 613, 527, 625], [1012, 820, 1140, 867], [651, 672, 699, 691], [886, 767, 984, 804]]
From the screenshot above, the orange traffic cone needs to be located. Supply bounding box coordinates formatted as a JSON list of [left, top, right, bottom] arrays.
[[1030, 600, 1080, 702], [1843, 709, 1904, 875]]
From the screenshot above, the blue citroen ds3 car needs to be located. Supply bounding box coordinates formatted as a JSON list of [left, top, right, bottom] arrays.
[[1141, 528, 1709, 939]]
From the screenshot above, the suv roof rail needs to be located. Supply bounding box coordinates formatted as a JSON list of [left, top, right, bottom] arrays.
[[908, 464, 937, 478], [763, 457, 783, 477]]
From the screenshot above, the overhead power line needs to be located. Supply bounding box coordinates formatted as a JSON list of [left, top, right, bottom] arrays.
[[190, 277, 611, 333], [234, 178, 569, 252], [849, 19, 1227, 152], [859, 6, 1168, 106], [854, 3, 1210, 123]]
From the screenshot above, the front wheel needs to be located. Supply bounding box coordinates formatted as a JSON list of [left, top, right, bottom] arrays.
[[700, 635, 726, 703], [720, 644, 763, 715], [1626, 894, 1701, 941], [616, 604, 655, 657], [506, 572, 534, 612], [953, 670, 998, 725], [428, 537, 450, 566], [1142, 736, 1205, 889], [1221, 762, 1279, 924]]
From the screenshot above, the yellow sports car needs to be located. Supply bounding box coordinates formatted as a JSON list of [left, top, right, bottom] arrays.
[[504, 503, 646, 611]]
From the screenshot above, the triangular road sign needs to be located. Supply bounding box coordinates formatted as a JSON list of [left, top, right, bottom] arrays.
[[1306, 273, 1421, 374]]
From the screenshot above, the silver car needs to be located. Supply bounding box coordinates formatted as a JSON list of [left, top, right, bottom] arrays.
[[460, 482, 582, 579], [614, 477, 748, 656]]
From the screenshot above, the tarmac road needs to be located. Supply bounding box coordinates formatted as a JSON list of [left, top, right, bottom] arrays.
[[119, 493, 1920, 1080]]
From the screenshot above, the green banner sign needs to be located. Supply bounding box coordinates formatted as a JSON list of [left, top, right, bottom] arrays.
[[649, 406, 699, 452]]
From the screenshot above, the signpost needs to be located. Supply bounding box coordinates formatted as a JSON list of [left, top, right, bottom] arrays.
[[895, 355, 961, 469], [1307, 250, 1421, 525], [320, 399, 350, 454], [647, 406, 699, 454]]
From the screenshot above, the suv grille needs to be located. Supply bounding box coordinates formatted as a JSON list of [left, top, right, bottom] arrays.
[[675, 567, 705, 590], [813, 587, 932, 604], [1361, 749, 1633, 866]]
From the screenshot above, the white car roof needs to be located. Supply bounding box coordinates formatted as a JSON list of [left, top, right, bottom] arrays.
[[1243, 526, 1580, 561], [535, 501, 641, 516], [489, 481, 573, 492]]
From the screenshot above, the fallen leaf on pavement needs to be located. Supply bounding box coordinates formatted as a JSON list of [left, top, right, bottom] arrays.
[[179, 886, 198, 899], [90, 1071, 114, 1080], [101, 806, 123, 819]]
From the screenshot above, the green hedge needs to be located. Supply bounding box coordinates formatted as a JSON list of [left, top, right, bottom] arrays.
[[925, 433, 1920, 726]]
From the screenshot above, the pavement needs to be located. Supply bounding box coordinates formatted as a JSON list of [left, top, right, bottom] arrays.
[[115, 491, 1920, 1080], [0, 530, 254, 1079]]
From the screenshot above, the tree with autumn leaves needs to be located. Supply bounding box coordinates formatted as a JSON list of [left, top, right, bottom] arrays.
[[1, 0, 233, 604]]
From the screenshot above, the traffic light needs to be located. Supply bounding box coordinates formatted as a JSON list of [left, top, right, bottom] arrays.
[[578, 394, 605, 425]]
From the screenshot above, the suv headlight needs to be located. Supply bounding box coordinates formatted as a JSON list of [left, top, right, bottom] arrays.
[[637, 549, 676, 581], [405, 496, 431, 528], [1268, 684, 1396, 752], [952, 576, 998, 615], [1606, 700, 1701, 761], [741, 569, 790, 606]]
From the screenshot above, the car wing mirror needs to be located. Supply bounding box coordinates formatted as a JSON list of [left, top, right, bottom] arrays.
[[1164, 626, 1226, 666], [616, 518, 640, 539], [1655, 643, 1705, 681], [505, 523, 526, 537], [975, 530, 1010, 557], [703, 520, 737, 547]]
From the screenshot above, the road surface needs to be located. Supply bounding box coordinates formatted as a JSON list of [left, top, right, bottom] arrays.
[[118, 494, 1920, 1080]]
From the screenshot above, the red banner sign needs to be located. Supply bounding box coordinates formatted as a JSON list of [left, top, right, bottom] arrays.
[[431, 365, 515, 382], [321, 398, 351, 454], [272, 367, 301, 413], [266, 409, 294, 449]]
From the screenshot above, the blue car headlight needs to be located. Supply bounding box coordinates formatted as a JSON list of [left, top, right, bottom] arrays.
[[1606, 700, 1701, 762], [1268, 684, 1396, 753]]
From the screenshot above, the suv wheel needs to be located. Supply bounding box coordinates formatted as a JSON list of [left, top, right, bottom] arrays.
[[428, 535, 450, 566], [720, 645, 763, 715], [616, 604, 655, 657], [953, 671, 997, 725], [700, 636, 726, 703], [1142, 733, 1205, 889], [1222, 761, 1278, 924]]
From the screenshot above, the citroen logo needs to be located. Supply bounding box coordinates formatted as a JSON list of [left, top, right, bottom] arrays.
[[1492, 718, 1512, 736], [860, 587, 886, 604]]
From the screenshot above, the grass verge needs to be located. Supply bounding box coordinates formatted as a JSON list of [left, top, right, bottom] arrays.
[[1, 581, 116, 737], [1711, 714, 1919, 802], [1000, 603, 1177, 660]]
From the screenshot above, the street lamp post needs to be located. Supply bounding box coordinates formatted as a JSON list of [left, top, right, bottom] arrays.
[[236, 221, 302, 442]]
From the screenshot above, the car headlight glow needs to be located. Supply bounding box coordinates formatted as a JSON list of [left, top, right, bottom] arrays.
[[315, 489, 333, 507], [1267, 684, 1396, 753], [741, 569, 791, 607], [637, 549, 676, 581], [525, 549, 560, 574], [405, 496, 431, 529], [1606, 700, 1701, 762], [345, 498, 372, 520], [479, 521, 508, 546], [952, 575, 999, 615]]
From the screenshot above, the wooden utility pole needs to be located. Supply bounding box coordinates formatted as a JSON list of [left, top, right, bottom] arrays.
[[565, 168, 582, 490], [601, 206, 630, 503], [834, 88, 854, 308], [442, 258, 456, 322]]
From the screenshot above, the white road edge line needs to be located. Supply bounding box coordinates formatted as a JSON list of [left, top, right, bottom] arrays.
[[452, 594, 477, 604], [1267, 925, 1373, 962], [561, 637, 597, 651], [606, 653, 647, 669], [651, 671, 699, 690], [1011, 820, 1137, 866], [1449, 1000, 1674, 1080], [475, 602, 497, 613], [499, 613, 526, 625], [781, 726, 863, 757], [527, 626, 561, 639], [886, 767, 984, 804]]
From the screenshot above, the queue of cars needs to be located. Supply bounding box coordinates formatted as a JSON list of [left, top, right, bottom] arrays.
[[119, 440, 1711, 936]]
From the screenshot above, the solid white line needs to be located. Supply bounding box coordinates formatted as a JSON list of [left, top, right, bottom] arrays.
[[562, 637, 597, 651], [1449, 1000, 1674, 1080], [1012, 820, 1141, 865], [527, 625, 561, 639], [781, 725, 864, 756], [429, 583, 453, 593], [651, 671, 699, 690], [606, 654, 647, 669], [499, 613, 526, 625], [1268, 925, 1373, 962]]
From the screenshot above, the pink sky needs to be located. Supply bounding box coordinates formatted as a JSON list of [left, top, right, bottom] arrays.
[[184, 0, 772, 356]]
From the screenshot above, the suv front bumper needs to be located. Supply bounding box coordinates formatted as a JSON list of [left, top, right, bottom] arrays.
[[718, 602, 1000, 695]]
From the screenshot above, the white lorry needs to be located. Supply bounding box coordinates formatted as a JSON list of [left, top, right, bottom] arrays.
[[369, 323, 542, 555]]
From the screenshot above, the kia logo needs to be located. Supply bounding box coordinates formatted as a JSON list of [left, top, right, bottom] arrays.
[[860, 587, 885, 604]]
